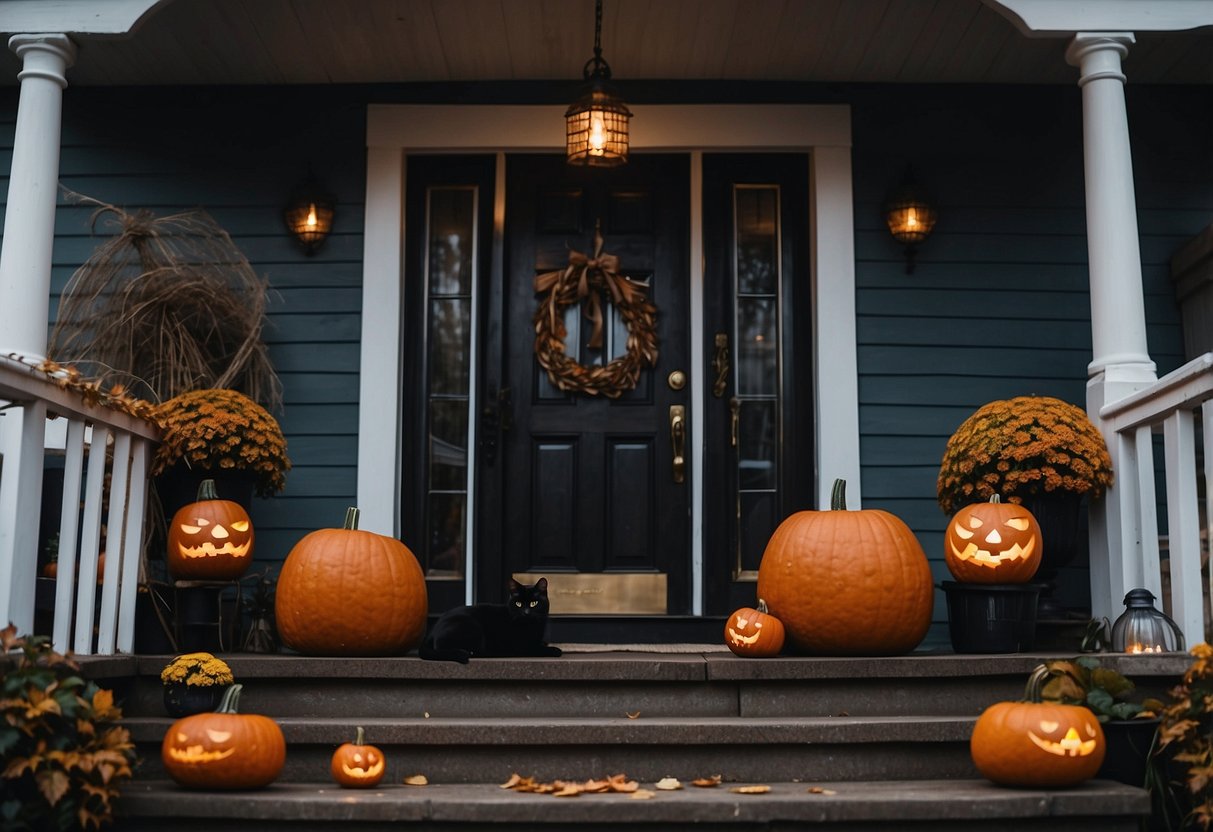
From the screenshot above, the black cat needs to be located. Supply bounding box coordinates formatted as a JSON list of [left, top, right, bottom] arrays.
[[419, 577, 563, 663]]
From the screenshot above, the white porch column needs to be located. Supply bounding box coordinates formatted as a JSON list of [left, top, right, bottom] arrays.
[[1066, 32, 1158, 623], [0, 33, 76, 362]]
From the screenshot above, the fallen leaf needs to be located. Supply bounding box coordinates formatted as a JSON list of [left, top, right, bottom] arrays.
[[730, 785, 771, 794], [403, 775, 429, 786], [553, 784, 582, 797], [533, 783, 557, 794], [583, 779, 612, 793], [807, 786, 837, 795], [630, 789, 657, 800], [500, 773, 523, 789], [626, 711, 641, 719], [691, 775, 722, 787], [655, 777, 682, 791], [608, 773, 639, 793]]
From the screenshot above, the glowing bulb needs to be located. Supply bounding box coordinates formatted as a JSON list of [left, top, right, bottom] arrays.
[[905, 208, 919, 229], [306, 204, 318, 229], [589, 113, 606, 154]]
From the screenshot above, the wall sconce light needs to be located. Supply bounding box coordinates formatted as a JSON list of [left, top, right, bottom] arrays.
[[284, 175, 335, 256], [1111, 588, 1185, 653], [565, 0, 631, 168], [882, 168, 937, 274]]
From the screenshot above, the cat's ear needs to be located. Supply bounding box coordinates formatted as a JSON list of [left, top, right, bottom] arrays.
[[506, 578, 522, 593], [535, 577, 548, 593]]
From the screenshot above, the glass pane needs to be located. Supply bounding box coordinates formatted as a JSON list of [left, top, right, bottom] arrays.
[[427, 493, 466, 577], [739, 400, 777, 490], [739, 491, 776, 574], [736, 187, 778, 294], [428, 188, 475, 295], [429, 400, 468, 490], [737, 298, 777, 396], [429, 298, 471, 394]]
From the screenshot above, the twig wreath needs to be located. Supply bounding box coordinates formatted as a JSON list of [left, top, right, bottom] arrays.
[[533, 222, 658, 398]]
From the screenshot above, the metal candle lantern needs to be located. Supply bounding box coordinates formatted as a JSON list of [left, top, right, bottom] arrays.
[[1110, 588, 1184, 653]]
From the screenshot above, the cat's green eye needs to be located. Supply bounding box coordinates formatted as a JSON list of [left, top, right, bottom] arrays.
[[529, 600, 538, 607], [514, 601, 522, 607]]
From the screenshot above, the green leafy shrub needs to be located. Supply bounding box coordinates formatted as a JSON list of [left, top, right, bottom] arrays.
[[0, 625, 137, 830]]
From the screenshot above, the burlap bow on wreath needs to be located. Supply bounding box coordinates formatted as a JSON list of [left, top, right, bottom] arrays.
[[533, 223, 658, 398]]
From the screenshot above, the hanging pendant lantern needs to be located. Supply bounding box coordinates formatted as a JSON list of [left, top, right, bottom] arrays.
[[566, 0, 631, 168]]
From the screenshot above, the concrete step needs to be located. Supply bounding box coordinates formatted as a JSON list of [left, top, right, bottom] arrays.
[[116, 778, 1150, 830], [129, 715, 979, 783], [115, 651, 1191, 719]]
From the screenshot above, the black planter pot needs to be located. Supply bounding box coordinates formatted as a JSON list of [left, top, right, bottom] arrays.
[[1098, 718, 1160, 787], [163, 682, 231, 718], [941, 581, 1043, 653]]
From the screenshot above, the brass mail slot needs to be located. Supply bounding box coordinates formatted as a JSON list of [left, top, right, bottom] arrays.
[[514, 572, 668, 615]]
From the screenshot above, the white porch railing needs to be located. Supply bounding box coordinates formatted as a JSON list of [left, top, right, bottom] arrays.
[[1099, 351, 1213, 648], [0, 355, 159, 655]]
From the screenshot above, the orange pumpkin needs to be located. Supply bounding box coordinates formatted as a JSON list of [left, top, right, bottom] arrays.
[[167, 479, 254, 581], [161, 683, 285, 789], [724, 600, 785, 657], [275, 507, 427, 656], [756, 478, 933, 655], [331, 726, 387, 788], [971, 664, 1106, 787], [945, 495, 1042, 583]]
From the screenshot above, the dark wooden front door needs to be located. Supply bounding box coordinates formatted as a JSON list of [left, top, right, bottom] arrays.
[[479, 154, 691, 613]]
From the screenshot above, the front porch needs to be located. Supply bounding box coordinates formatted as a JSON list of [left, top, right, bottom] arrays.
[[91, 648, 1185, 829]]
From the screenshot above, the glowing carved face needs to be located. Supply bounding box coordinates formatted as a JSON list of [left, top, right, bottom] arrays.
[[723, 602, 785, 658], [944, 497, 1042, 583], [728, 613, 766, 647], [1028, 720, 1101, 758], [331, 730, 387, 788], [176, 516, 253, 560], [340, 750, 384, 780], [166, 728, 237, 765]]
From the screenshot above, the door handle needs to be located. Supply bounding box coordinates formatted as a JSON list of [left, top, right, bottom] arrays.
[[669, 405, 686, 484], [729, 396, 740, 448]]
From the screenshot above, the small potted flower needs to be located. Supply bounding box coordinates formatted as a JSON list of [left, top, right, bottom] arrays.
[[151, 388, 291, 515], [160, 651, 235, 717]]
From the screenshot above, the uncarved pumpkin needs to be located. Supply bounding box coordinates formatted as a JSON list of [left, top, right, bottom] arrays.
[[944, 495, 1042, 583], [161, 683, 285, 789], [275, 507, 427, 656], [167, 479, 254, 581], [724, 599, 785, 658], [331, 726, 387, 788], [971, 664, 1106, 787], [756, 479, 933, 655]]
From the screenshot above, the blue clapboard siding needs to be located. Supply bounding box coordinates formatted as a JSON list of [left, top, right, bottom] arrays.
[[3, 82, 1210, 639]]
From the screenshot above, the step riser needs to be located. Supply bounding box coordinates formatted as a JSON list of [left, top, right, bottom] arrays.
[[135, 740, 978, 784]]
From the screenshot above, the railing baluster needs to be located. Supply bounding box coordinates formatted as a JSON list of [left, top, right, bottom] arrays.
[[96, 432, 131, 654], [1164, 410, 1203, 646], [0, 401, 48, 635], [116, 438, 149, 654], [74, 426, 110, 654], [52, 418, 87, 653], [1135, 425, 1162, 601]]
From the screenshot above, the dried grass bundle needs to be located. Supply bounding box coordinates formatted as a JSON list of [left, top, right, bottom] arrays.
[[49, 192, 282, 411]]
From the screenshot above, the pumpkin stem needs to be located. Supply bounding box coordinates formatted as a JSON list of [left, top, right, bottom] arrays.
[[756, 599, 769, 614], [830, 479, 847, 511], [1023, 664, 1052, 703], [343, 507, 360, 530], [990, 494, 1001, 505], [197, 479, 219, 501], [354, 726, 365, 746], [217, 682, 243, 714]]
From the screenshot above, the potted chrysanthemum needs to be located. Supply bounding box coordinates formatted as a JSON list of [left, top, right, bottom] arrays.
[[160, 651, 235, 717]]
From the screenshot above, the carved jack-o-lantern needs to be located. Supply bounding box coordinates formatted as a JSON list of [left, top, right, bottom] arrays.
[[167, 479, 254, 581], [970, 665, 1106, 787], [161, 684, 285, 790], [331, 726, 387, 788], [944, 495, 1042, 584], [724, 599, 786, 658]]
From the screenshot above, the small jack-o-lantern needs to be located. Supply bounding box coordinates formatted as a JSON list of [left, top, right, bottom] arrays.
[[167, 479, 254, 581], [331, 726, 387, 788], [970, 665, 1106, 787], [161, 684, 285, 789], [724, 599, 786, 658], [944, 495, 1042, 584]]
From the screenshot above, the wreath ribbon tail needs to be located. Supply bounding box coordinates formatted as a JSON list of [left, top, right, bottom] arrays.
[[585, 291, 604, 350]]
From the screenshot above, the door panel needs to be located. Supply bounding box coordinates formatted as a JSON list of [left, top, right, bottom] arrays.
[[703, 154, 814, 615], [488, 154, 691, 613]]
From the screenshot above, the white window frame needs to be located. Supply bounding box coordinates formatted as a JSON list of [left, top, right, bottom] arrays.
[[359, 104, 859, 613]]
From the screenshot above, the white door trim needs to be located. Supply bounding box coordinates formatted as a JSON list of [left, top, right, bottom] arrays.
[[359, 104, 859, 611]]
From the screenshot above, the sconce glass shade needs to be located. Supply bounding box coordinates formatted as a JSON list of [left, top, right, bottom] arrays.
[[1111, 588, 1185, 653], [882, 173, 937, 274], [284, 182, 335, 256], [565, 82, 631, 168]]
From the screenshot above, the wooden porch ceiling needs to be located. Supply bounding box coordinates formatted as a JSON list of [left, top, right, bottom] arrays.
[[0, 0, 1209, 87]]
